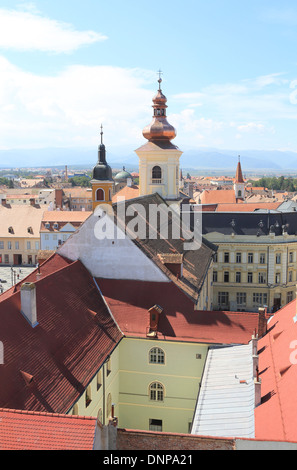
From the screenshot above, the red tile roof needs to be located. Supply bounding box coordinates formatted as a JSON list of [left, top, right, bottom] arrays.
[[255, 300, 297, 443], [0, 259, 123, 413], [0, 253, 72, 301], [0, 408, 97, 450], [97, 278, 259, 345], [200, 189, 237, 205], [215, 202, 282, 212]]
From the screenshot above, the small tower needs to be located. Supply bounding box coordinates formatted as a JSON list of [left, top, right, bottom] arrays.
[[91, 125, 113, 210], [135, 72, 183, 201], [234, 156, 245, 200]]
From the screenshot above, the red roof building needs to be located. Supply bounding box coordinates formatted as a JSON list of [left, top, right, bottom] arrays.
[[0, 408, 98, 450], [255, 299, 297, 443], [97, 278, 260, 345], [0, 255, 123, 413]]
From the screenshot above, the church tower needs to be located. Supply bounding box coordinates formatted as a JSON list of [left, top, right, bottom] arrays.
[[234, 156, 245, 201], [135, 74, 183, 201], [91, 125, 113, 211]]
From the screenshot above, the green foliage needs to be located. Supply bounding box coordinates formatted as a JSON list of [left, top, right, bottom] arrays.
[[0, 177, 13, 188], [251, 176, 297, 192], [70, 176, 91, 187]]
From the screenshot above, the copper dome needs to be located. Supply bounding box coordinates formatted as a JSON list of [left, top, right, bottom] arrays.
[[142, 79, 177, 142]]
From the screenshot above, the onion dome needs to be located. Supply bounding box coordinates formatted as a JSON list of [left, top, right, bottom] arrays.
[[92, 125, 113, 181], [142, 77, 177, 142]]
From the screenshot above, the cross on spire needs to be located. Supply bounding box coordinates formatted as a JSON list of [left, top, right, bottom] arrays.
[[100, 124, 103, 144], [157, 69, 163, 90]]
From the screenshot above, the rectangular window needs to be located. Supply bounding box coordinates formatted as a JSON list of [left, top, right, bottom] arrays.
[[287, 291, 294, 303], [35, 241, 39, 250], [4, 254, 9, 264], [258, 272, 267, 284], [253, 293, 268, 305], [15, 241, 19, 250], [236, 253, 242, 264], [7, 242, 12, 250], [248, 253, 253, 264], [0, 241, 4, 250], [224, 252, 229, 263], [247, 272, 253, 284], [218, 292, 229, 306], [27, 241, 31, 250], [237, 292, 246, 305], [289, 252, 294, 263], [275, 273, 281, 284], [149, 419, 163, 432], [259, 253, 266, 264], [236, 272, 241, 283], [289, 271, 293, 283], [224, 272, 229, 283], [213, 253, 218, 263], [45, 234, 49, 240], [276, 253, 281, 265], [213, 271, 217, 283]]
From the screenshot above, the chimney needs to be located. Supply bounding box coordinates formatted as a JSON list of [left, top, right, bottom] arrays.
[[20, 282, 38, 328], [258, 307, 267, 337], [147, 305, 163, 337], [254, 374, 262, 408]]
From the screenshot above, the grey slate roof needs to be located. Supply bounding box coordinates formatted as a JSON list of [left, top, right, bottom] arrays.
[[191, 342, 255, 439]]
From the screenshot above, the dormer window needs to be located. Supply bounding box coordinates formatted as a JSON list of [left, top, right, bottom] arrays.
[[53, 223, 59, 230], [45, 223, 50, 229], [27, 227, 33, 234], [8, 226, 14, 234]]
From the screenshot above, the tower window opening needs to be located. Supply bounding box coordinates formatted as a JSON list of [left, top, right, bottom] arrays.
[[96, 188, 105, 201], [152, 166, 162, 184]]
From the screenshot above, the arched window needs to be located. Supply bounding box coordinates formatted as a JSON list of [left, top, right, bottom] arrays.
[[106, 393, 112, 418], [97, 408, 103, 423], [96, 188, 105, 201], [152, 166, 162, 182], [149, 382, 164, 402], [97, 370, 102, 391], [149, 347, 165, 365], [85, 385, 92, 408], [238, 190, 242, 197]]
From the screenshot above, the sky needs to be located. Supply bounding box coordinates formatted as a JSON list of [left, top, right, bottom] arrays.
[[1, 1, 297, 165]]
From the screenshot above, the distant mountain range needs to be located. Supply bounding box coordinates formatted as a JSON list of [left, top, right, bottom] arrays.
[[1, 146, 297, 174]]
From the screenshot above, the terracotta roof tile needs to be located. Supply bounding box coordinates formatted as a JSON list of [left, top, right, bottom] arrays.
[[0, 260, 123, 413], [0, 408, 97, 450], [255, 300, 297, 443], [97, 278, 259, 345]]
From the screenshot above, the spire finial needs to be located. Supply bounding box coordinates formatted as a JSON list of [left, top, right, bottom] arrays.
[[100, 124, 103, 145], [157, 69, 163, 90]]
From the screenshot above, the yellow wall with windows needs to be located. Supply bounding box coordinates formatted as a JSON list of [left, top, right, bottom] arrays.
[[206, 231, 297, 312], [68, 337, 209, 434]]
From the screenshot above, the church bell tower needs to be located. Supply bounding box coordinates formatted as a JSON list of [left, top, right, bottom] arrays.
[[91, 125, 114, 211]]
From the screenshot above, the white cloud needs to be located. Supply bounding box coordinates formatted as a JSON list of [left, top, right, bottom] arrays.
[[0, 8, 107, 53], [0, 56, 155, 150]]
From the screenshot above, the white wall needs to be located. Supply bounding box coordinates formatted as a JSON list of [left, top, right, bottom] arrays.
[[58, 211, 169, 282]]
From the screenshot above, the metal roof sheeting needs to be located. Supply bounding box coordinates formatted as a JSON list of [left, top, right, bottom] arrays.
[[192, 343, 255, 439]]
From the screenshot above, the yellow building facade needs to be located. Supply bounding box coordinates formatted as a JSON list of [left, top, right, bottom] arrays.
[[202, 213, 297, 312], [135, 77, 182, 202]]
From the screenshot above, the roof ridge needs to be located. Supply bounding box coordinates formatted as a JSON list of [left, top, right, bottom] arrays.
[[0, 407, 97, 421]]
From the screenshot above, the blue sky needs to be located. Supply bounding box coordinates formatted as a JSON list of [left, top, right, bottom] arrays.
[[1, 1, 297, 164]]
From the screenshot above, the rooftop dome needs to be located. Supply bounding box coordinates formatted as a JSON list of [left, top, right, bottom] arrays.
[[114, 167, 133, 182], [142, 77, 177, 142]]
